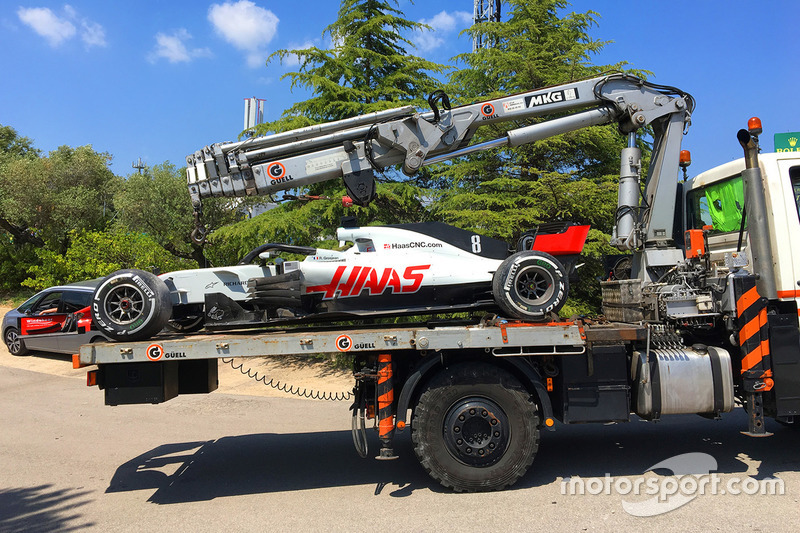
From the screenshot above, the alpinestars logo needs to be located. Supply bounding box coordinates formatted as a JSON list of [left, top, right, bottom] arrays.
[[306, 265, 431, 299]]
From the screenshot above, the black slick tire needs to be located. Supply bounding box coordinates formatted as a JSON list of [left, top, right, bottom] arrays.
[[91, 269, 172, 341], [492, 250, 568, 320]]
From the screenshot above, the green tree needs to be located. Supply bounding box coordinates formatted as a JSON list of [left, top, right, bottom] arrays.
[[214, 0, 445, 257], [0, 124, 40, 164], [22, 229, 196, 291], [254, 0, 446, 133], [113, 162, 252, 267], [0, 125, 42, 290], [0, 144, 119, 252], [426, 0, 642, 313]]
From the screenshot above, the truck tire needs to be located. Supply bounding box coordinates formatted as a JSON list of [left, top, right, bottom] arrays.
[[492, 250, 568, 320], [92, 269, 172, 342], [411, 362, 540, 492]]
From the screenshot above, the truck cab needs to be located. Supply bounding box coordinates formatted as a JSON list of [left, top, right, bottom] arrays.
[[684, 152, 800, 311]]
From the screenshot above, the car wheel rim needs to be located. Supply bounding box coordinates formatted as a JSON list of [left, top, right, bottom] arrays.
[[515, 266, 553, 304], [6, 330, 20, 353], [105, 285, 146, 325], [443, 397, 510, 467]]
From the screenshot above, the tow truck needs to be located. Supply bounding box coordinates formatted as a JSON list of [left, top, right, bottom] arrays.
[[78, 73, 800, 492]]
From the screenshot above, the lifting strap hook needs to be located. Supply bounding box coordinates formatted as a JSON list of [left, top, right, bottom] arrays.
[[190, 208, 208, 246]]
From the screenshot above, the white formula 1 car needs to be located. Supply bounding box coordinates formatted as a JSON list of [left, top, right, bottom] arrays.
[[90, 221, 589, 341]]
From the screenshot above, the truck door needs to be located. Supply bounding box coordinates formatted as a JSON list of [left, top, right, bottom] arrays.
[[780, 159, 800, 310]]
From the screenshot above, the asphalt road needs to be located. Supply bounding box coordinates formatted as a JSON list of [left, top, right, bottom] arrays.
[[2, 364, 800, 532]]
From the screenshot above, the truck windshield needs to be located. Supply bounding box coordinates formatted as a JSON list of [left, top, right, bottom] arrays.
[[686, 174, 745, 233]]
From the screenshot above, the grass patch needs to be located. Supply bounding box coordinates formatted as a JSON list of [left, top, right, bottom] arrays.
[[0, 289, 35, 308]]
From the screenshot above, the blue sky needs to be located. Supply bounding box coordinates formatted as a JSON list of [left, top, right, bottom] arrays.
[[2, 0, 798, 178]]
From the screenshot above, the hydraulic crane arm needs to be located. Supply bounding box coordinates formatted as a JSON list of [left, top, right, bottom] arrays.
[[186, 73, 693, 250]]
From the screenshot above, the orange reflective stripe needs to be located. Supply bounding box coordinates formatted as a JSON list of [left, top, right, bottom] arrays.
[[377, 391, 393, 404], [741, 340, 770, 373], [736, 286, 761, 318], [738, 313, 763, 346]]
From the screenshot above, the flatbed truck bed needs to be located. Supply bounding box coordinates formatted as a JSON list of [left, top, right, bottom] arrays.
[[78, 319, 644, 365]]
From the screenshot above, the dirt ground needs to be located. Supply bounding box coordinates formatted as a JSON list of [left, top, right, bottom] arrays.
[[0, 305, 353, 400]]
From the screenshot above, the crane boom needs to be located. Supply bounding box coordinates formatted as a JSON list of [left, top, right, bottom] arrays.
[[185, 74, 693, 254]]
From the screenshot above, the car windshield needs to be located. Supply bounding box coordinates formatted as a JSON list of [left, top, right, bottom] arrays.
[[17, 294, 42, 313]]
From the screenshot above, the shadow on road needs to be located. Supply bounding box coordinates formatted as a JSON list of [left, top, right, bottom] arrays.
[[106, 430, 435, 503], [0, 484, 95, 532], [522, 408, 800, 489], [106, 408, 800, 503]]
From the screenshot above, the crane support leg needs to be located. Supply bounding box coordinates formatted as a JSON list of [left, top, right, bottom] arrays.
[[376, 353, 399, 460], [734, 273, 774, 436]]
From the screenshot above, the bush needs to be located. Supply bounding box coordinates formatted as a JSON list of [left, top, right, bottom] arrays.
[[0, 235, 38, 291], [22, 229, 197, 291]]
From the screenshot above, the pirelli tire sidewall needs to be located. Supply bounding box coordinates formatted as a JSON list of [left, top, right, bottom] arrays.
[[92, 269, 173, 341], [492, 251, 568, 320]]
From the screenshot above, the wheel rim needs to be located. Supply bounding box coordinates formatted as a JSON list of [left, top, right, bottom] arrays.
[[6, 330, 21, 353], [515, 265, 554, 305], [105, 285, 146, 325], [443, 397, 510, 467]]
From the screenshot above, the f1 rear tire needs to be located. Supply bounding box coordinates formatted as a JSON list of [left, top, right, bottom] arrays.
[[492, 251, 568, 320], [92, 269, 172, 341]]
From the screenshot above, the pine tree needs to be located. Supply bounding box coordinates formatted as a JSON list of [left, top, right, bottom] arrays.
[[425, 0, 646, 313], [210, 0, 446, 263], [254, 0, 446, 133]]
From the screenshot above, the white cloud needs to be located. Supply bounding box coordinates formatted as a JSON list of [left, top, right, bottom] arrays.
[[149, 29, 212, 64], [79, 19, 106, 48], [414, 10, 472, 52], [17, 7, 76, 47], [17, 5, 106, 49], [426, 10, 473, 32], [208, 1, 279, 68]]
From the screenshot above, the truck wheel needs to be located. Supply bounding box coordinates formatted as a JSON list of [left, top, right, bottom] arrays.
[[411, 362, 540, 492], [92, 269, 172, 342], [5, 327, 29, 356], [492, 250, 568, 320]]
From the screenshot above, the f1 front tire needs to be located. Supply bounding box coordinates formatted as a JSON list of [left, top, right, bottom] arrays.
[[92, 269, 172, 341]]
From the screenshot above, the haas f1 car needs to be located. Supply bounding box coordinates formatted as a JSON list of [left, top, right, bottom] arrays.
[[90, 222, 589, 342]]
